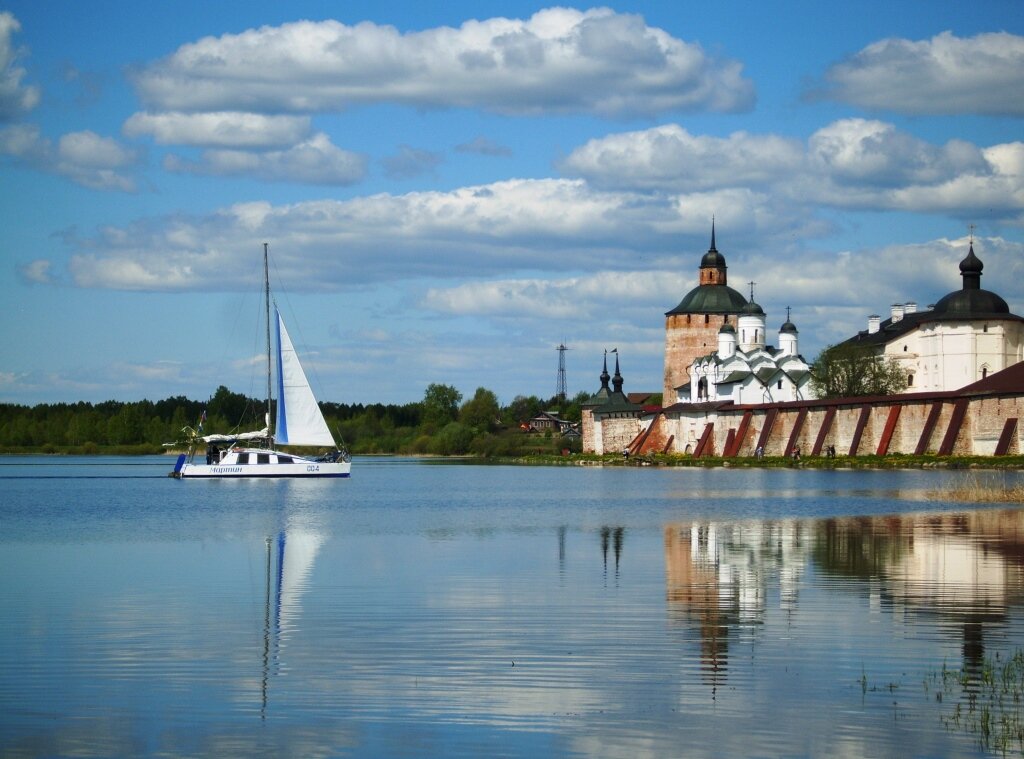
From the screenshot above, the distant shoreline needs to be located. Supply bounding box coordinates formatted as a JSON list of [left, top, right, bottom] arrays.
[[2, 447, 1023, 471]]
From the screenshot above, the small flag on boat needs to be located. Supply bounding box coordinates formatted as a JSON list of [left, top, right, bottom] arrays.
[[198, 409, 206, 432]]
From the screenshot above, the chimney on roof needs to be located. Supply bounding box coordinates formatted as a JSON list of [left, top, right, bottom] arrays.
[[891, 304, 904, 323], [904, 302, 917, 314], [868, 315, 880, 334]]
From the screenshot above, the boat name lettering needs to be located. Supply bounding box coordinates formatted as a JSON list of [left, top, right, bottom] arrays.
[[213, 467, 243, 473]]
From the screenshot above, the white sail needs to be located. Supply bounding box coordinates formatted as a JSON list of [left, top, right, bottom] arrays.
[[274, 309, 336, 447]]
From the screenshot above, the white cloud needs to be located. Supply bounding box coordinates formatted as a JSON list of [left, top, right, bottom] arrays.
[[807, 119, 986, 187], [132, 8, 754, 117], [163, 132, 366, 185], [559, 119, 1024, 223], [123, 111, 311, 148], [423, 270, 691, 320], [18, 259, 53, 284], [819, 31, 1024, 115], [0, 12, 39, 121], [560, 124, 803, 191], [0, 125, 138, 191], [50, 179, 812, 292]]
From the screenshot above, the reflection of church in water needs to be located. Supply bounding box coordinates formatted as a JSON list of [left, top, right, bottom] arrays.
[[663, 510, 1024, 688]]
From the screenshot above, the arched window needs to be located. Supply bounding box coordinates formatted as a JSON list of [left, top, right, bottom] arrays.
[[907, 374, 914, 387], [982, 367, 989, 379]]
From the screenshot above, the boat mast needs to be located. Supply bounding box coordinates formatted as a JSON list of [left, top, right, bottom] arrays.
[[264, 243, 273, 442]]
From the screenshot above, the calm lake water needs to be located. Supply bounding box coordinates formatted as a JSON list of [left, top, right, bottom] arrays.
[[3, 456, 1024, 758]]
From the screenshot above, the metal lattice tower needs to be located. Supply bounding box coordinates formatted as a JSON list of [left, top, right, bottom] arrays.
[[556, 343, 570, 402]]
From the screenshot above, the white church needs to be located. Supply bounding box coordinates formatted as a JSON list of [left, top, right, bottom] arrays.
[[686, 294, 814, 405]]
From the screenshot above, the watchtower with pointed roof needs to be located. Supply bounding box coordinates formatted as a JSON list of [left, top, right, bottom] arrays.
[[663, 222, 748, 404]]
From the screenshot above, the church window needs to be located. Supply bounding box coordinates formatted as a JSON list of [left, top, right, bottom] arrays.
[[983, 324, 988, 333], [903, 345, 907, 352], [777, 380, 782, 390], [907, 374, 914, 387], [982, 367, 989, 379]]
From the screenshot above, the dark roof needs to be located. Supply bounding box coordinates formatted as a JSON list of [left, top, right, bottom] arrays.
[[591, 390, 642, 416], [958, 360, 1024, 395], [931, 287, 1010, 317], [667, 283, 749, 315]]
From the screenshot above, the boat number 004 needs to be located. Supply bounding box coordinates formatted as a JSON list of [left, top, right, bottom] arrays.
[[306, 465, 320, 472]]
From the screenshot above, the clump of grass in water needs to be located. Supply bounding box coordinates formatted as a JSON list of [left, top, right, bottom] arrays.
[[927, 471, 1024, 504], [926, 649, 1024, 755]]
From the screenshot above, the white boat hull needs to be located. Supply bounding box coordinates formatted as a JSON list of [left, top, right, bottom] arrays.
[[172, 449, 350, 479]]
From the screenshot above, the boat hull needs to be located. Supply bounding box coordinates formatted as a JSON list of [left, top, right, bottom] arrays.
[[171, 449, 351, 479]]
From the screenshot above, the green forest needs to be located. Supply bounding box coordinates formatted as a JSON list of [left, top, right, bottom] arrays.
[[0, 383, 591, 456]]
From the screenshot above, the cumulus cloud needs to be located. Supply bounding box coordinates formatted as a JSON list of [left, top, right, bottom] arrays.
[[423, 270, 691, 320], [123, 111, 312, 148], [817, 31, 1024, 116], [0, 12, 39, 121], [131, 8, 754, 117], [163, 132, 366, 185], [0, 125, 138, 191], [559, 124, 803, 191], [804, 120, 1022, 216], [560, 119, 1024, 223], [47, 179, 811, 292]]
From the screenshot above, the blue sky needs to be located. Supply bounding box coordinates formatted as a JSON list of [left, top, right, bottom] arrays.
[[1, 1, 1022, 407]]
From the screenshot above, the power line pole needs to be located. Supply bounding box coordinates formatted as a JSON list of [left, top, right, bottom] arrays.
[[556, 343, 570, 402]]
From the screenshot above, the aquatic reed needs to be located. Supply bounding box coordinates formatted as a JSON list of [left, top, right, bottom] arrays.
[[927, 472, 1024, 504], [927, 649, 1024, 755]]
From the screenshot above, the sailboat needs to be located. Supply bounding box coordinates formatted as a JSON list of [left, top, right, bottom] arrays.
[[170, 244, 351, 479]]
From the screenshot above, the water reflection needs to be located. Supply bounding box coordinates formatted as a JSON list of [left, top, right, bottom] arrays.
[[664, 509, 1024, 688], [261, 516, 325, 718], [600, 526, 625, 585]]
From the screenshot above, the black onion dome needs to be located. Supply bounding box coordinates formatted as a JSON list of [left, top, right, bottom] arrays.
[[932, 243, 1009, 316], [959, 245, 983, 275], [780, 320, 798, 333], [719, 322, 736, 334], [741, 298, 765, 316], [701, 219, 726, 269], [701, 248, 727, 268]]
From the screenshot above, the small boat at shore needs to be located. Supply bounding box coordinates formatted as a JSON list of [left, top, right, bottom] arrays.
[[171, 244, 350, 479]]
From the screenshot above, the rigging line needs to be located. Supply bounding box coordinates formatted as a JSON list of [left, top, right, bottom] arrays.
[[208, 254, 263, 433], [267, 247, 338, 409]]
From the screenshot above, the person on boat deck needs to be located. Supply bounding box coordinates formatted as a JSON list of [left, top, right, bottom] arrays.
[[206, 444, 220, 465]]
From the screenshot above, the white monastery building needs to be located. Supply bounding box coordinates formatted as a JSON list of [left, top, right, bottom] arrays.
[[839, 240, 1024, 393]]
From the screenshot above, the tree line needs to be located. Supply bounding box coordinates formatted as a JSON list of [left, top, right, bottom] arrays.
[[0, 384, 591, 456]]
